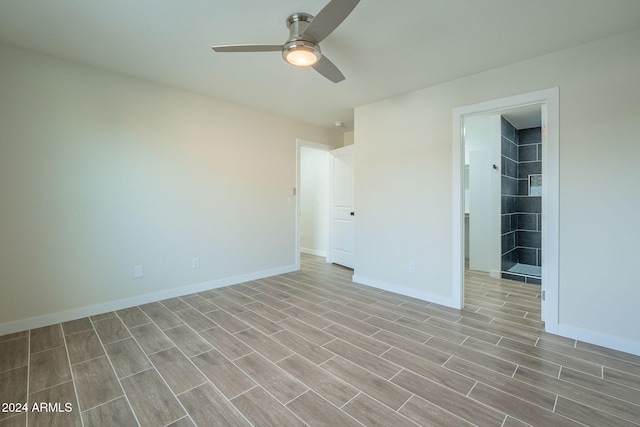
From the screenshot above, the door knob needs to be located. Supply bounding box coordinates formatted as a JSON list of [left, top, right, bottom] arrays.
[[350, 212, 355, 216]]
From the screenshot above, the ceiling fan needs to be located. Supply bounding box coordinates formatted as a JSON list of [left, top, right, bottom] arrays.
[[211, 0, 360, 83]]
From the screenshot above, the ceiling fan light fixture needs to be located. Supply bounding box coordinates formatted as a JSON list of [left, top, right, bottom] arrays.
[[211, 0, 360, 82], [283, 40, 321, 67]]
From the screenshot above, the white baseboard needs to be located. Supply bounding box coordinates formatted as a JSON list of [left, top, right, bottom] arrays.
[[0, 264, 298, 336], [300, 248, 327, 257], [557, 324, 640, 357], [352, 274, 456, 308]]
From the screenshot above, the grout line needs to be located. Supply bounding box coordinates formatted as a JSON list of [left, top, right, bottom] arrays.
[[27, 344, 66, 356], [123, 310, 213, 427], [173, 381, 209, 399], [338, 391, 362, 410], [79, 394, 129, 415], [466, 380, 479, 397], [91, 313, 143, 427]]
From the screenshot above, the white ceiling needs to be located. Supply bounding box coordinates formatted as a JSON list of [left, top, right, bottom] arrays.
[[501, 104, 542, 130], [2, 0, 640, 130]]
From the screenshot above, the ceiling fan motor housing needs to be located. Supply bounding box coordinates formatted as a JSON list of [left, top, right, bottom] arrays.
[[286, 13, 314, 39], [283, 13, 321, 65]]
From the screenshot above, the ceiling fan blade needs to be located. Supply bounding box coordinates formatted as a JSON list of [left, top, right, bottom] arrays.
[[312, 56, 345, 83], [212, 44, 282, 53], [303, 0, 360, 43]]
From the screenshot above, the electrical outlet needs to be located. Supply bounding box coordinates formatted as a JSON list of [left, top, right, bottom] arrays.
[[192, 257, 200, 269], [133, 265, 144, 279], [408, 262, 416, 273]]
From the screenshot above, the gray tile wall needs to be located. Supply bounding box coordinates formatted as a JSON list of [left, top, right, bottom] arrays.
[[517, 127, 542, 270], [501, 118, 542, 283], [500, 117, 518, 272]]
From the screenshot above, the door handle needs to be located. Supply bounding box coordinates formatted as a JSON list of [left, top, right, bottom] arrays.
[[350, 212, 355, 216]]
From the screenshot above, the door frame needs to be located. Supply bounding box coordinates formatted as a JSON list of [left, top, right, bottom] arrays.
[[451, 88, 559, 333], [295, 139, 334, 270]]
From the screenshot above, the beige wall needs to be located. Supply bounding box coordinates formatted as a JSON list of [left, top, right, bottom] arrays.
[[343, 131, 354, 146], [0, 43, 341, 331], [354, 29, 640, 354]]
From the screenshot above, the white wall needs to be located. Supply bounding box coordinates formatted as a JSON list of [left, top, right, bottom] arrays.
[[0, 43, 341, 332], [300, 146, 329, 256], [354, 29, 640, 354], [464, 115, 493, 161]]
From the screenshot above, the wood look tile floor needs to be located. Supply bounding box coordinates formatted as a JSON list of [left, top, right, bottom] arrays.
[[1, 254, 639, 426]]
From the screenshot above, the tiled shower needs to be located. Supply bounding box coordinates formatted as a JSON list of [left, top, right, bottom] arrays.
[[500, 117, 542, 284]]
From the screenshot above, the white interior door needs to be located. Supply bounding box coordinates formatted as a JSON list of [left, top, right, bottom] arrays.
[[328, 145, 354, 268]]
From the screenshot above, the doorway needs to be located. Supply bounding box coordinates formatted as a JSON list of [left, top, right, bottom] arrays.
[[295, 139, 333, 270], [452, 88, 559, 332]]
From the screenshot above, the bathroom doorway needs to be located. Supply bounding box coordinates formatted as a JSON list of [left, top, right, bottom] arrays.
[[464, 108, 543, 284], [452, 88, 559, 332]]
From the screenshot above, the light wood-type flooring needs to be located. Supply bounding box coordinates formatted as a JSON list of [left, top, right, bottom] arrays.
[[1, 254, 639, 426]]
